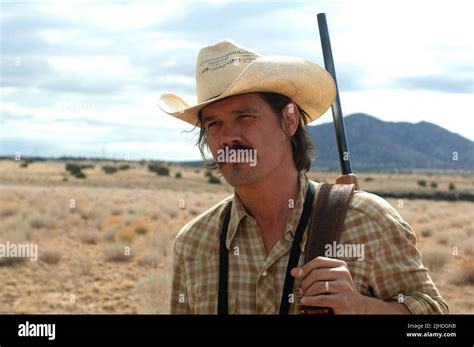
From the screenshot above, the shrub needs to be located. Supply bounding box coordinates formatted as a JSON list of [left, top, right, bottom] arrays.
[[80, 164, 94, 170], [364, 177, 374, 182], [40, 246, 62, 265], [148, 164, 169, 176], [74, 171, 86, 179], [0, 231, 28, 266], [110, 207, 122, 216], [430, 181, 438, 189], [77, 254, 93, 275], [137, 249, 161, 268], [104, 243, 132, 262], [0, 255, 27, 267], [156, 167, 169, 176], [65, 163, 87, 178], [65, 163, 82, 175], [118, 164, 130, 171], [117, 227, 136, 243], [78, 230, 98, 244], [0, 203, 18, 218], [102, 227, 117, 242], [102, 165, 118, 174], [175, 172, 182, 179], [29, 212, 53, 229], [449, 261, 474, 285], [420, 227, 432, 237], [421, 247, 450, 271], [208, 175, 221, 184], [449, 182, 456, 191], [417, 180, 427, 187]]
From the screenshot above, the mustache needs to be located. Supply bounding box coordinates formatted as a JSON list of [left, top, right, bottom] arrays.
[[222, 143, 253, 151]]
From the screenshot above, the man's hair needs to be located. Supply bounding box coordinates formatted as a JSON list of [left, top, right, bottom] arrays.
[[196, 92, 314, 172]]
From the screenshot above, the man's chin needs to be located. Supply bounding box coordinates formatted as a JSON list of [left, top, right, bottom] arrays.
[[219, 163, 260, 187]]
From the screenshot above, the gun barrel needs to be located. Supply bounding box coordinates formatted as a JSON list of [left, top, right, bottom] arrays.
[[317, 13, 353, 175]]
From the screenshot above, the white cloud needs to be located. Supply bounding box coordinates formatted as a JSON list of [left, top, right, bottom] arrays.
[[1, 0, 472, 161]]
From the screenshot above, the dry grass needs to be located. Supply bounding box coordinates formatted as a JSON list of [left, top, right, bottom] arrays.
[[76, 254, 93, 275], [28, 211, 54, 229], [0, 202, 18, 218], [462, 238, 474, 256], [0, 160, 472, 314], [134, 273, 170, 313]]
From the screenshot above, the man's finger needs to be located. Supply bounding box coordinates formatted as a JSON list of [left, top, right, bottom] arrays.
[[300, 292, 342, 308], [303, 280, 345, 297], [299, 268, 337, 294], [296, 256, 346, 279], [291, 258, 344, 280]]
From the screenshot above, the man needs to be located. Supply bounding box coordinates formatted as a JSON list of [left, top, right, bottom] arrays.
[[159, 40, 448, 314]]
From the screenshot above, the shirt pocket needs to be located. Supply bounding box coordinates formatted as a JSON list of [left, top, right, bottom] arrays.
[[192, 292, 237, 314]]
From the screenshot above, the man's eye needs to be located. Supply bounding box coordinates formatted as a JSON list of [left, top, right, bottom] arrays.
[[239, 115, 255, 120], [206, 121, 217, 129]]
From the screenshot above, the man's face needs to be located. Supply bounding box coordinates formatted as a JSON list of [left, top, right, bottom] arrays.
[[200, 93, 295, 187]]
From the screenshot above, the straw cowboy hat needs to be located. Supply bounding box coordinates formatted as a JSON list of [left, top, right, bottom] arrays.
[[158, 39, 336, 127]]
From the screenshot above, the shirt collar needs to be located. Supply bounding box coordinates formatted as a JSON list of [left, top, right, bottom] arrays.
[[226, 171, 312, 252]]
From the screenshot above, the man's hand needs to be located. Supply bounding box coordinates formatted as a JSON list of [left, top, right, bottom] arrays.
[[291, 256, 411, 314], [291, 256, 365, 314]]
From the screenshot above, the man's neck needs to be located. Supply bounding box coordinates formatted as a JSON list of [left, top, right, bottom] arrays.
[[235, 167, 300, 229]]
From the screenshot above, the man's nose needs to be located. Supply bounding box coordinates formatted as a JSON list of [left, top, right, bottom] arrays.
[[219, 123, 241, 148]]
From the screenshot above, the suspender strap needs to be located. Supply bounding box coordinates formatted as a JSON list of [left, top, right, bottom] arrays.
[[279, 182, 315, 314], [218, 205, 232, 315], [218, 182, 317, 315]]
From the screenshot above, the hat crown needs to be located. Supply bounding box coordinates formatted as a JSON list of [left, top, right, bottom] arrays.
[[196, 40, 260, 102]]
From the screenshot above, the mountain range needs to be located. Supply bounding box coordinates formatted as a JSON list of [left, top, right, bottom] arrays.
[[308, 113, 474, 171]]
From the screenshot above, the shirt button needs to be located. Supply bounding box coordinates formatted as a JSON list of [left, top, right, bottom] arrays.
[[262, 271, 267, 277]]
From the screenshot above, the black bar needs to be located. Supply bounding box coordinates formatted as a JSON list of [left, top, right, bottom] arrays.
[[0, 315, 471, 343], [317, 13, 353, 175]]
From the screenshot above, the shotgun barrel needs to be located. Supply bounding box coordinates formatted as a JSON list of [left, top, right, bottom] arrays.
[[317, 13, 353, 176]]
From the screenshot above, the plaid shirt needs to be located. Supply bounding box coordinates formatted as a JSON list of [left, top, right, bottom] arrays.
[[171, 171, 448, 314]]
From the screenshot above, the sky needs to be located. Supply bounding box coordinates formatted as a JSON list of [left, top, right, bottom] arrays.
[[1, 0, 473, 161]]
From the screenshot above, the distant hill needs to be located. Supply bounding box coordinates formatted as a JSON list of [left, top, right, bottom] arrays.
[[308, 113, 474, 171]]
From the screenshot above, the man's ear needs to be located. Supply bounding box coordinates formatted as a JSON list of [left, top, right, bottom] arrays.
[[282, 103, 300, 136]]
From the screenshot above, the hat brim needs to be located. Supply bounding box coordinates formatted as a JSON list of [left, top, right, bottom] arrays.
[[158, 55, 336, 127]]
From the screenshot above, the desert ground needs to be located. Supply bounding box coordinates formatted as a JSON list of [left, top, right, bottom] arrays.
[[0, 159, 473, 313]]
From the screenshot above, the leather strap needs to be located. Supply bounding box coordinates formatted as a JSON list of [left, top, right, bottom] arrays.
[[300, 183, 355, 314], [217, 182, 355, 315]]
